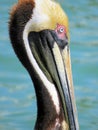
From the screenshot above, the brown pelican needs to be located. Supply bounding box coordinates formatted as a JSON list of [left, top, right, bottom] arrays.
[[9, 0, 79, 130]]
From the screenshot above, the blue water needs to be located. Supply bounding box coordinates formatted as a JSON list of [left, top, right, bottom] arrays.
[[0, 0, 98, 129]]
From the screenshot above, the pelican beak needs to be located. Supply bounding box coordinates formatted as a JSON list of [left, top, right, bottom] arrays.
[[28, 29, 79, 130]]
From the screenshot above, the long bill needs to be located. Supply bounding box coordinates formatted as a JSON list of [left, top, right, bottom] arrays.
[[28, 30, 79, 130]]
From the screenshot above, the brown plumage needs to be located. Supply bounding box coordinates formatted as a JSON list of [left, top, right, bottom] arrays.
[[9, 0, 79, 130]]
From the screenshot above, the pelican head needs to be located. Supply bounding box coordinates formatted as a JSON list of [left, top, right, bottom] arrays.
[[9, 0, 79, 130]]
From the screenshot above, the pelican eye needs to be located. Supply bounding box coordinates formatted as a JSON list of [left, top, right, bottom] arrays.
[[59, 27, 64, 33]]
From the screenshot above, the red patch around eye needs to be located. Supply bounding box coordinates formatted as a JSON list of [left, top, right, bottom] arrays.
[[55, 23, 67, 40]]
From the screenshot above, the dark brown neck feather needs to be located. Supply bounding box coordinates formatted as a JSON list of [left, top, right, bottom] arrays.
[[9, 1, 35, 69], [30, 73, 65, 130]]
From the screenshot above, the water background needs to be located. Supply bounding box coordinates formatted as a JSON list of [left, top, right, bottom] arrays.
[[0, 0, 98, 129]]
